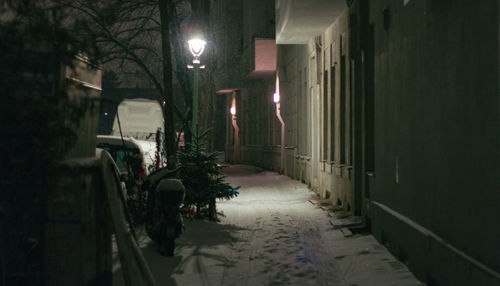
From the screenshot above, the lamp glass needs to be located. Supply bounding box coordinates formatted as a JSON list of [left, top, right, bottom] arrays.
[[230, 106, 236, 115], [273, 93, 280, 103], [188, 39, 206, 58]]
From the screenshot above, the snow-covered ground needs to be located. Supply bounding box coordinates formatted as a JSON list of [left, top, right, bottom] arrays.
[[113, 165, 425, 286]]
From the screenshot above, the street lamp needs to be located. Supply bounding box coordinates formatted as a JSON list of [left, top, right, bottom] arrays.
[[188, 39, 206, 62], [274, 74, 285, 174], [187, 38, 207, 137]]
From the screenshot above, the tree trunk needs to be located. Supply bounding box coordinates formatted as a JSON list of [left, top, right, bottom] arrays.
[[167, 0, 193, 145], [208, 198, 217, 221], [159, 0, 177, 169]]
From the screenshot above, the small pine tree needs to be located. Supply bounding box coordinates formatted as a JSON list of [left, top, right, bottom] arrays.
[[178, 136, 238, 220]]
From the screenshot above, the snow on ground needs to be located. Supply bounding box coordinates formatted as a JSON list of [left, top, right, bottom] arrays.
[[113, 165, 425, 286]]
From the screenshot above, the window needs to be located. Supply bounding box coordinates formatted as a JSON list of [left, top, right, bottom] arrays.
[[340, 54, 346, 164], [322, 68, 328, 161], [330, 43, 336, 162], [297, 69, 303, 153], [299, 67, 308, 155], [304, 67, 308, 155], [339, 35, 347, 164], [330, 64, 336, 162]]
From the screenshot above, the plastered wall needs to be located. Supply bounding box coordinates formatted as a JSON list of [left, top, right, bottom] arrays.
[[368, 0, 500, 284]]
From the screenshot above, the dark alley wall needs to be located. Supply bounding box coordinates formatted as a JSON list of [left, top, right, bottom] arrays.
[[368, 0, 499, 284]]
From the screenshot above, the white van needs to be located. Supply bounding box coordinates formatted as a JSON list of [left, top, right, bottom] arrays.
[[112, 98, 164, 140], [111, 98, 165, 169]]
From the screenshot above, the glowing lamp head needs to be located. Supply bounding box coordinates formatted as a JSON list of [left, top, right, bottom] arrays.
[[230, 106, 236, 115], [273, 93, 280, 103], [188, 39, 206, 58]]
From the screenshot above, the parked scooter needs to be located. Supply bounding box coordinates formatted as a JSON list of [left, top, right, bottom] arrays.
[[154, 179, 185, 256], [143, 167, 186, 256]]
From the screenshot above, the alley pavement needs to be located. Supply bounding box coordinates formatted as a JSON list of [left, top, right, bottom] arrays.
[[113, 165, 424, 286]]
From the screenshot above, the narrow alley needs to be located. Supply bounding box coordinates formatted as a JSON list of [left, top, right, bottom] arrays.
[[113, 165, 423, 286], [2, 1, 498, 285]]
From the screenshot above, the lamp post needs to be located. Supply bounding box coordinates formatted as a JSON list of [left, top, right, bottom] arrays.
[[187, 38, 206, 137], [274, 74, 285, 174]]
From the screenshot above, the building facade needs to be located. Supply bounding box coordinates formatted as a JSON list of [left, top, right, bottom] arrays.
[[206, 0, 500, 285]]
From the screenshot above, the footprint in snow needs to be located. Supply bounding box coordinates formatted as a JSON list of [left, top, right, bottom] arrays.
[[296, 255, 312, 263], [264, 259, 274, 265], [293, 270, 310, 277]]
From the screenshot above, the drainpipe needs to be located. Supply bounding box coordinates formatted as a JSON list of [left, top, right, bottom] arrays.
[[275, 101, 285, 174], [230, 91, 239, 163], [274, 72, 285, 174]]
